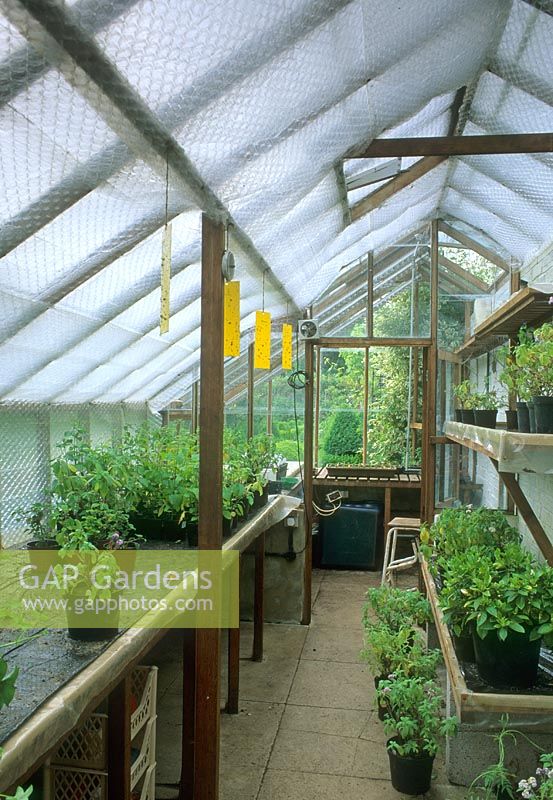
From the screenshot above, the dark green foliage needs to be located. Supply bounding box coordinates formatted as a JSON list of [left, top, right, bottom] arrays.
[[322, 410, 363, 464]]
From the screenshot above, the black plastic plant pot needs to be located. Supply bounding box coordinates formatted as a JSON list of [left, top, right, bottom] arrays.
[[66, 608, 120, 642], [473, 409, 498, 429], [252, 484, 270, 510], [533, 396, 553, 434], [454, 409, 463, 422], [26, 540, 60, 575], [387, 740, 435, 796], [222, 517, 233, 538], [505, 410, 518, 432], [527, 401, 536, 433], [186, 522, 198, 548], [460, 410, 475, 424], [472, 629, 541, 689], [452, 631, 476, 663], [516, 402, 530, 433]]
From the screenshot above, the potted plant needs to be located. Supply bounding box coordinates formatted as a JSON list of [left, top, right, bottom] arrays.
[[56, 527, 121, 641], [361, 624, 442, 719], [243, 433, 278, 508], [472, 390, 503, 429], [377, 674, 458, 795], [15, 503, 59, 576], [453, 380, 475, 424], [363, 586, 431, 632], [460, 544, 553, 688], [499, 345, 521, 432], [518, 322, 553, 434]]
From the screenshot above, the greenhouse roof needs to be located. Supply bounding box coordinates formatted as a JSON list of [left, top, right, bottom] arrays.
[[0, 0, 552, 410]]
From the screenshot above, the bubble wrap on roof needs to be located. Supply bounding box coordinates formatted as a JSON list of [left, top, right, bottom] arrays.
[[0, 0, 549, 409]]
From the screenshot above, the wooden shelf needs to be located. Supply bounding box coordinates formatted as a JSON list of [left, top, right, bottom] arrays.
[[456, 285, 553, 359], [444, 421, 553, 474], [421, 556, 553, 725]]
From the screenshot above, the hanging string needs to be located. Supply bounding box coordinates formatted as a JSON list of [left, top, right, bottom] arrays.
[[164, 152, 170, 227], [262, 270, 266, 312]]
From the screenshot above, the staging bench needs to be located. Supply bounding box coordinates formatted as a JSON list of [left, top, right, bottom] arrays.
[[444, 421, 553, 565], [421, 555, 553, 785], [0, 493, 299, 797], [313, 466, 422, 533]]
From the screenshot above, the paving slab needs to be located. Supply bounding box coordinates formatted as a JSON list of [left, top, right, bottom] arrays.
[[288, 659, 374, 710], [302, 624, 364, 663], [257, 768, 417, 800], [220, 701, 284, 768], [268, 728, 360, 775], [280, 704, 370, 739]]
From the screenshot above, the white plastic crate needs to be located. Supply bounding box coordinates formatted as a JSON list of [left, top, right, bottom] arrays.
[[48, 765, 107, 800], [131, 666, 158, 739], [130, 717, 156, 790], [131, 764, 156, 800], [50, 714, 108, 771]]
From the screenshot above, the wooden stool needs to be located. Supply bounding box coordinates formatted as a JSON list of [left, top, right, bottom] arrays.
[[381, 517, 421, 586]]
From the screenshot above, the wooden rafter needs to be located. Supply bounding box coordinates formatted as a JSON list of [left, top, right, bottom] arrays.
[[438, 220, 510, 272], [357, 133, 553, 158], [438, 255, 490, 293], [350, 156, 446, 221], [348, 87, 465, 223]]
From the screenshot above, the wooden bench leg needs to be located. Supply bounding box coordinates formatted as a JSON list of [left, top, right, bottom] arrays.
[[226, 626, 240, 714], [252, 532, 265, 662], [180, 629, 196, 800]]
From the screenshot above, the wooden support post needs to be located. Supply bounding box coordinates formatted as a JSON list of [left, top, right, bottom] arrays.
[[423, 220, 439, 523], [194, 214, 225, 800], [438, 360, 447, 503], [252, 531, 265, 662], [247, 343, 254, 438], [191, 381, 199, 434], [362, 348, 369, 465], [302, 340, 314, 625], [491, 463, 553, 566], [180, 630, 197, 800], [314, 347, 321, 468], [108, 676, 131, 800], [267, 378, 273, 435], [384, 487, 391, 534], [366, 252, 374, 337], [227, 627, 240, 714]]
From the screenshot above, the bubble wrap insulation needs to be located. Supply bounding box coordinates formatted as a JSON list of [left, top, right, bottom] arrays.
[[0, 0, 551, 537]]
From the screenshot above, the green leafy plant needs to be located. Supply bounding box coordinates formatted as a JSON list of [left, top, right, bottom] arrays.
[[465, 717, 517, 800], [471, 390, 504, 411], [456, 544, 553, 643], [363, 587, 431, 631], [453, 379, 474, 409], [361, 624, 441, 680], [322, 410, 363, 465], [377, 674, 458, 757], [421, 506, 520, 569], [511, 323, 553, 400]]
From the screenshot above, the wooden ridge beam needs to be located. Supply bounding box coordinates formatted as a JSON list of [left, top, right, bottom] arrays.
[[438, 220, 510, 272], [358, 133, 553, 158], [350, 156, 446, 221]]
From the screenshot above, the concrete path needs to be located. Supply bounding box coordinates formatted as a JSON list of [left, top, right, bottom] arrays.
[[152, 569, 465, 799]]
